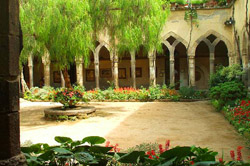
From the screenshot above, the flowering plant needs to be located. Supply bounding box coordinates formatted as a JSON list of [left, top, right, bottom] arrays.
[[224, 100, 250, 134], [53, 88, 83, 108]]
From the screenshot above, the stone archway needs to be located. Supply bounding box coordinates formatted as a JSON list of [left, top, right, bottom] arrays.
[[162, 33, 188, 89], [190, 30, 232, 89]]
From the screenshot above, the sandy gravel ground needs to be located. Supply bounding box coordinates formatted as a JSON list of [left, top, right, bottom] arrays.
[[20, 99, 250, 161]]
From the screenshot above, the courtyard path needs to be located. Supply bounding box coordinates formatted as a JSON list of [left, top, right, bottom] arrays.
[[20, 100, 250, 160]]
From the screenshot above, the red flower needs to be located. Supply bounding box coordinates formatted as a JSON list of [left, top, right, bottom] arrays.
[[165, 140, 170, 151], [148, 155, 153, 159], [237, 146, 243, 161], [219, 158, 223, 163], [230, 150, 235, 160], [241, 100, 246, 106], [159, 144, 164, 154], [151, 150, 156, 156], [190, 161, 195, 165]]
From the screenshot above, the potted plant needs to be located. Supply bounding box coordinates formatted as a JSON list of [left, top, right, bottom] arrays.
[[54, 88, 83, 109]]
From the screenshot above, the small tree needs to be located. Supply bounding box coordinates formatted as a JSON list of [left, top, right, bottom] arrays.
[[20, 0, 169, 88], [20, 0, 94, 88]]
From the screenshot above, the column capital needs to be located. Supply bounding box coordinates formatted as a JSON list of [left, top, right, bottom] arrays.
[[75, 57, 83, 64], [42, 56, 50, 65], [189, 55, 195, 59]]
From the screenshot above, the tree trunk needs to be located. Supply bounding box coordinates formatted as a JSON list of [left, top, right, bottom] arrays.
[[60, 70, 65, 87], [20, 67, 29, 93], [62, 68, 72, 89], [113, 52, 119, 89]]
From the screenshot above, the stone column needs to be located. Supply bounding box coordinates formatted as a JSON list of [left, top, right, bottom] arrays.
[[242, 51, 248, 86], [209, 52, 215, 75], [169, 51, 175, 86], [42, 52, 50, 87], [248, 61, 250, 92], [228, 53, 233, 66], [148, 50, 156, 86], [130, 51, 136, 89], [0, 0, 26, 164], [76, 57, 83, 86], [94, 52, 100, 89], [189, 56, 195, 87], [113, 52, 119, 89], [28, 55, 33, 88]]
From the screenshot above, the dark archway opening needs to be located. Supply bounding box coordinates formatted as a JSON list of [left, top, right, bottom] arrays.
[[214, 40, 229, 69], [156, 44, 170, 86], [175, 42, 187, 89], [195, 41, 210, 89]]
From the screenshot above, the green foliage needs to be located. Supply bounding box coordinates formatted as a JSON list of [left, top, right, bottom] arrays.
[[170, 0, 186, 4], [209, 81, 247, 108], [24, 86, 55, 101], [20, 0, 94, 69], [22, 136, 249, 166], [185, 8, 199, 26], [179, 86, 196, 99], [24, 85, 209, 102], [20, 0, 170, 69], [209, 65, 247, 111], [209, 64, 245, 88], [170, 0, 207, 4], [215, 0, 227, 6], [127, 142, 160, 153]]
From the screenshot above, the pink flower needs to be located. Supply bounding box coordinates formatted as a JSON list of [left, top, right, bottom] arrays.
[[105, 141, 110, 147]]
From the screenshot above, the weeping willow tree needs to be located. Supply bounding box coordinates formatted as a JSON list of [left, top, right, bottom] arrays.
[[88, 0, 170, 87], [20, 0, 94, 88], [20, 0, 169, 88]]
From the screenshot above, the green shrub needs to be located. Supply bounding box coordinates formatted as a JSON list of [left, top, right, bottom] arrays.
[[209, 81, 247, 110], [24, 86, 55, 101], [179, 86, 196, 99], [148, 85, 163, 100], [209, 64, 244, 88], [209, 81, 247, 102]]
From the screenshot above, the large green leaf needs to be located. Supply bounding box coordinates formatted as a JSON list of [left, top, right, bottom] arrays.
[[21, 143, 47, 154], [38, 150, 54, 161], [71, 140, 82, 147], [54, 136, 73, 144], [52, 147, 72, 155], [118, 151, 145, 163], [158, 157, 177, 166], [82, 136, 106, 145], [74, 152, 94, 164], [160, 147, 194, 161], [89, 146, 113, 154], [199, 154, 216, 161]]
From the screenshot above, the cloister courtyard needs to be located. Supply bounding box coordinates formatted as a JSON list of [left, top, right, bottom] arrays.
[[20, 99, 250, 161]]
